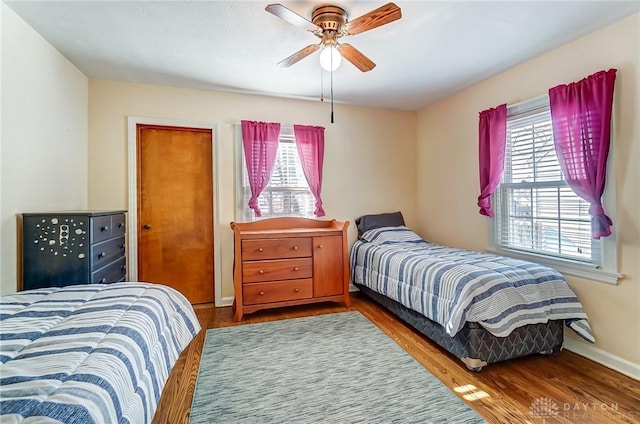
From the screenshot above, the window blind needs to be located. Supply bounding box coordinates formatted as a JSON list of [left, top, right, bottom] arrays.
[[495, 105, 598, 263]]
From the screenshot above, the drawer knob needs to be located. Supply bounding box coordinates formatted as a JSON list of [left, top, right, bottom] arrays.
[[99, 252, 106, 259], [318, 244, 324, 249], [259, 291, 265, 296], [101, 226, 109, 232], [294, 267, 299, 271], [99, 278, 107, 284], [143, 224, 152, 230], [121, 244, 125, 249], [294, 288, 300, 293], [119, 223, 124, 228], [259, 270, 264, 274], [258, 247, 263, 252], [293, 246, 299, 251]]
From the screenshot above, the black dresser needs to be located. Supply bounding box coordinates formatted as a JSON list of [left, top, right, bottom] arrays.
[[20, 210, 127, 290]]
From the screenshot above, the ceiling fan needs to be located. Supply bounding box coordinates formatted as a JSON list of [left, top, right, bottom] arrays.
[[265, 2, 402, 72]]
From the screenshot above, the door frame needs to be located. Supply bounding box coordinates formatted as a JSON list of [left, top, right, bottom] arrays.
[[127, 116, 222, 306]]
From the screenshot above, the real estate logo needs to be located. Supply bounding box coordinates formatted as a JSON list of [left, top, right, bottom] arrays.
[[530, 397, 560, 423]]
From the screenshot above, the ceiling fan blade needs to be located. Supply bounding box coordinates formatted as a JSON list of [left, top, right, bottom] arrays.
[[265, 4, 320, 32], [277, 44, 321, 67], [339, 43, 376, 72], [345, 2, 402, 35]]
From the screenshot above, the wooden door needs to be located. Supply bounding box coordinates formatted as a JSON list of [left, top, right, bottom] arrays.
[[312, 235, 344, 297], [137, 125, 214, 304]]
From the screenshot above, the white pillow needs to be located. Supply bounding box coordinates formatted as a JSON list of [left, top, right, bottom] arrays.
[[360, 226, 425, 244]]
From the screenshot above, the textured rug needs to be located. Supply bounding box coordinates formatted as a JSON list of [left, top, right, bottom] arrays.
[[189, 311, 486, 423]]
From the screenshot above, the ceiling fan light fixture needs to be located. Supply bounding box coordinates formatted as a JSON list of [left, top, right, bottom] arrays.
[[319, 45, 342, 72]]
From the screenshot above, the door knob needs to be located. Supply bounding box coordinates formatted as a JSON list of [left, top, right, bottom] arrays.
[[143, 224, 152, 230]]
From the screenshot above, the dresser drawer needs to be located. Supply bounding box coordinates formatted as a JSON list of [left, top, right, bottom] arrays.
[[91, 235, 126, 268], [111, 214, 126, 237], [243, 279, 312, 305], [242, 258, 312, 283], [242, 238, 311, 260], [91, 215, 113, 243], [91, 257, 126, 284]]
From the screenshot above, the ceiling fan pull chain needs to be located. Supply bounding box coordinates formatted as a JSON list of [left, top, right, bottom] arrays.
[[330, 67, 335, 124], [320, 67, 324, 102]]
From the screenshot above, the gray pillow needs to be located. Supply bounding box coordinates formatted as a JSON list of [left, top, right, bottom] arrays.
[[355, 212, 405, 238]]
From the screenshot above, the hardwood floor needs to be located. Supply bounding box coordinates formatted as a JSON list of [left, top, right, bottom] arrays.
[[153, 293, 640, 424]]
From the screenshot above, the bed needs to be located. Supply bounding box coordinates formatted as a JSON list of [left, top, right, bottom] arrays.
[[350, 213, 594, 371], [0, 282, 200, 423]]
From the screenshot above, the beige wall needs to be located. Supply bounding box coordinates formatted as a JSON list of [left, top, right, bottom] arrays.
[[0, 4, 88, 295], [416, 13, 640, 365], [88, 80, 417, 299]]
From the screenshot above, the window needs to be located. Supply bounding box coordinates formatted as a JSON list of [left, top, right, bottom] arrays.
[[492, 96, 619, 284], [236, 126, 314, 221]]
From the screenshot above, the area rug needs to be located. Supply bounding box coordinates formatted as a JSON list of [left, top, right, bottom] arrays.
[[189, 311, 486, 423]]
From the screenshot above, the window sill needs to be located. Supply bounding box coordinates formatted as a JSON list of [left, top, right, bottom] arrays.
[[486, 247, 624, 285]]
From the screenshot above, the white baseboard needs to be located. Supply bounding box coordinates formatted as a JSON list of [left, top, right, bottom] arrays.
[[216, 296, 234, 307], [563, 337, 640, 381]]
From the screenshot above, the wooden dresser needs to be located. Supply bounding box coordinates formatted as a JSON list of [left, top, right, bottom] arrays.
[[230, 217, 350, 321], [20, 211, 127, 291]]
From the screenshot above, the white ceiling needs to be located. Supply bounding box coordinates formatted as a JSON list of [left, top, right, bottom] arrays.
[[5, 1, 639, 111]]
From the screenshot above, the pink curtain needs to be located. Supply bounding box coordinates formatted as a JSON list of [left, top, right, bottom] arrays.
[[549, 69, 617, 238], [241, 120, 281, 217], [293, 124, 326, 217], [477, 104, 507, 217]]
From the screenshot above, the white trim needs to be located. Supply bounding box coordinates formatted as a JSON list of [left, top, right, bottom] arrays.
[[486, 247, 623, 284], [563, 337, 640, 381], [600, 102, 619, 277], [126, 116, 223, 307], [507, 93, 548, 117], [219, 296, 234, 307]]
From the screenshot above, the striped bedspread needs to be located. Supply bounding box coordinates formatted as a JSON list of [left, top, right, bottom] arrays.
[[0, 282, 201, 424], [350, 226, 594, 343]]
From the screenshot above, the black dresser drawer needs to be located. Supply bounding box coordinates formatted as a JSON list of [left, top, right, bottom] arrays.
[[91, 215, 113, 243], [91, 257, 127, 284], [112, 214, 126, 237], [91, 235, 126, 268]]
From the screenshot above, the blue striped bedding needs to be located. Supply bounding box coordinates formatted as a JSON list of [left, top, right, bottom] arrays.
[[350, 226, 594, 343], [0, 282, 201, 424]]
